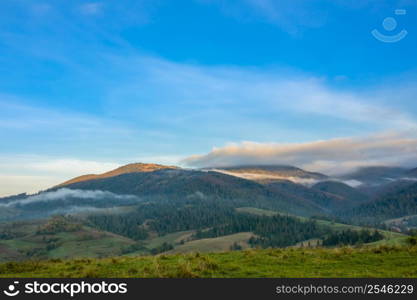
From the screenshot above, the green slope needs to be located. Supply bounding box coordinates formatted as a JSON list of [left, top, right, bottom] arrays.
[[0, 218, 136, 261], [1, 245, 416, 278], [166, 232, 254, 254], [235, 207, 408, 246]]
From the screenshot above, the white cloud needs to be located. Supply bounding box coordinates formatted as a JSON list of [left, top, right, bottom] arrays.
[[212, 169, 322, 186], [0, 97, 135, 137], [0, 188, 139, 207], [107, 56, 417, 133], [182, 131, 417, 175]]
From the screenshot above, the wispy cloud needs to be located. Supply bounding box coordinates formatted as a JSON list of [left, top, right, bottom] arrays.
[[182, 131, 417, 175], [200, 0, 413, 34], [0, 188, 140, 207], [79, 2, 103, 16], [0, 96, 134, 134], [107, 56, 417, 132]]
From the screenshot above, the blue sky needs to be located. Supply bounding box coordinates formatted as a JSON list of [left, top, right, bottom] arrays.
[[1, 0, 417, 195]]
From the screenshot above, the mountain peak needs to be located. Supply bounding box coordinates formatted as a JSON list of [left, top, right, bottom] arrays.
[[57, 162, 178, 187]]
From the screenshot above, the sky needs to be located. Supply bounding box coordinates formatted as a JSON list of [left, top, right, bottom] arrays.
[[1, 0, 417, 196]]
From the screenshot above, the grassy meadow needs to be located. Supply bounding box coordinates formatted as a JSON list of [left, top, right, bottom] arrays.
[[1, 245, 416, 278]]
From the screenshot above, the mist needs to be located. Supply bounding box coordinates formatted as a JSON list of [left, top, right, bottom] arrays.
[[0, 188, 141, 208]]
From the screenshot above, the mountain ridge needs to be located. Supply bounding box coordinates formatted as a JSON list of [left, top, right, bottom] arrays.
[[57, 163, 178, 187]]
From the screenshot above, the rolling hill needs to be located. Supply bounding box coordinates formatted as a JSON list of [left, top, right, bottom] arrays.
[[340, 166, 412, 186], [312, 181, 370, 207], [340, 182, 417, 224], [406, 167, 417, 177], [0, 216, 137, 262]]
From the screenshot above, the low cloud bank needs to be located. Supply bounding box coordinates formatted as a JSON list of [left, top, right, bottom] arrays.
[[0, 188, 140, 207], [182, 132, 417, 175]]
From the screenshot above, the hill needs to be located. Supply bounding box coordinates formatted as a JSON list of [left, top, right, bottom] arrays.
[[0, 217, 137, 262], [312, 181, 370, 207], [340, 182, 417, 224], [57, 163, 177, 187], [406, 167, 417, 177], [265, 180, 366, 213], [3, 162, 417, 261], [340, 166, 410, 185], [1, 245, 416, 278], [62, 169, 330, 217], [60, 167, 369, 217]]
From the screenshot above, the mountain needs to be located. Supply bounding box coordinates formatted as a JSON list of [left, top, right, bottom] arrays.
[[339, 181, 417, 224], [1, 162, 412, 262], [61, 168, 328, 217], [358, 179, 417, 197], [62, 166, 367, 215], [265, 180, 358, 213], [212, 165, 327, 185], [406, 168, 417, 177], [6, 163, 416, 225], [57, 163, 177, 187], [4, 163, 384, 222], [312, 181, 370, 206], [340, 166, 409, 186]]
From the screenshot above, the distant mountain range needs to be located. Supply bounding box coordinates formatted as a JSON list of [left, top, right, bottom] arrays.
[[406, 167, 417, 177], [339, 166, 412, 186], [53, 163, 417, 191], [1, 162, 416, 224], [1, 162, 417, 261], [57, 168, 330, 217]]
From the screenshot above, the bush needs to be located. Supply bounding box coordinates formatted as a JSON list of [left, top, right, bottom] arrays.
[[407, 236, 417, 246], [150, 242, 174, 255]]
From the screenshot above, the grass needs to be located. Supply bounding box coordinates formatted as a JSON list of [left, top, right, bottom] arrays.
[[1, 245, 416, 278], [1, 210, 408, 265], [166, 232, 254, 254], [0, 224, 136, 262], [292, 238, 321, 248], [145, 230, 195, 249]]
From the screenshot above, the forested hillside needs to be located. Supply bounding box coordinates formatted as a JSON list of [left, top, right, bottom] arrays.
[[340, 182, 417, 224]]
